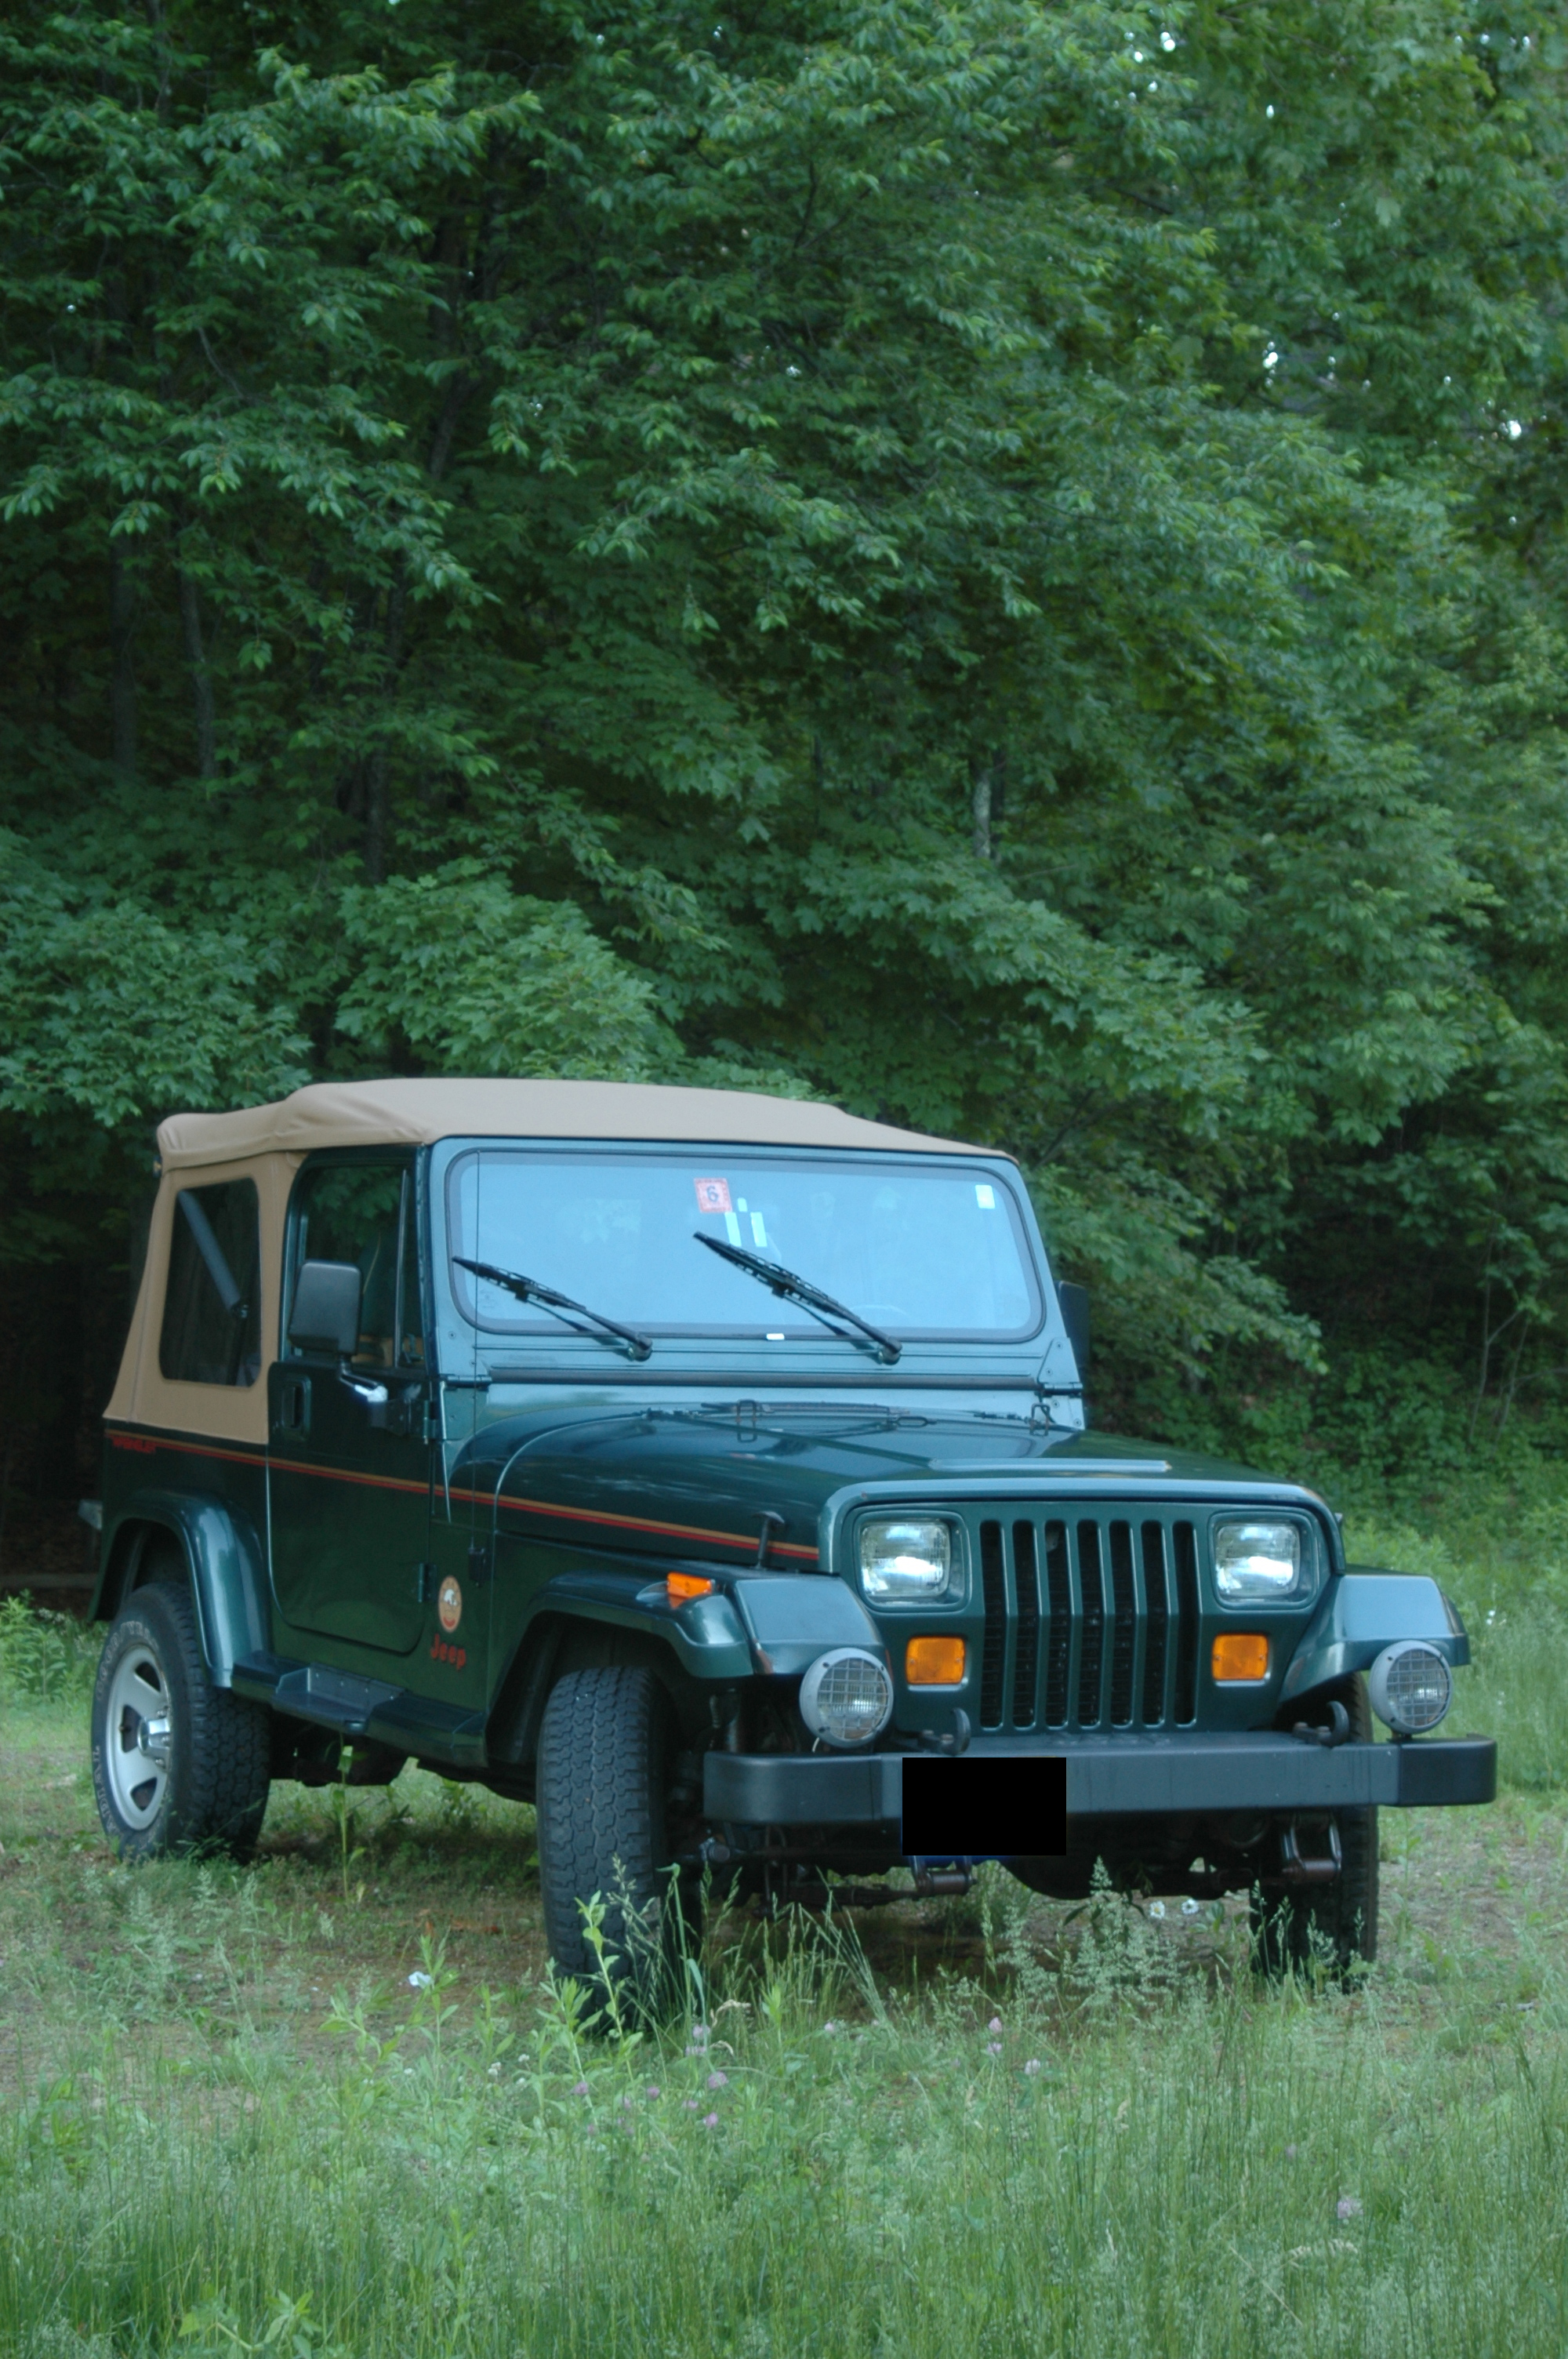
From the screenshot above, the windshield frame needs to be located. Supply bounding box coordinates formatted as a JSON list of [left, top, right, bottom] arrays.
[[439, 1142, 1048, 1350]]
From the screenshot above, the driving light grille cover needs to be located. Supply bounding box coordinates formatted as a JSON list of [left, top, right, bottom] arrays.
[[799, 1648, 894, 1747], [1369, 1641, 1452, 1735]]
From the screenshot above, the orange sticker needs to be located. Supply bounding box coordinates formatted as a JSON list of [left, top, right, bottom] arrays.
[[437, 1575, 463, 1634], [694, 1176, 733, 1214]]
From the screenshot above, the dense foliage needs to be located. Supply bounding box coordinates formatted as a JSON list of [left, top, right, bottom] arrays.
[[5, 0, 1568, 1480]]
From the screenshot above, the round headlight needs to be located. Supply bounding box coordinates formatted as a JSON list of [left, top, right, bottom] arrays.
[[799, 1648, 894, 1748], [1213, 1517, 1306, 1602], [1369, 1641, 1452, 1736], [859, 1518, 956, 1601]]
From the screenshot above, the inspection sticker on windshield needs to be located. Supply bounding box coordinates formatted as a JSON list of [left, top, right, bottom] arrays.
[[694, 1177, 733, 1214]]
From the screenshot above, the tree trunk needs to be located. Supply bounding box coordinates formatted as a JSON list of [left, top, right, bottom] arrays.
[[109, 546, 137, 778], [971, 757, 993, 860], [177, 562, 217, 779]]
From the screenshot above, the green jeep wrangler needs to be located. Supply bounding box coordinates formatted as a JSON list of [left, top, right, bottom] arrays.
[[90, 1078, 1493, 1991]]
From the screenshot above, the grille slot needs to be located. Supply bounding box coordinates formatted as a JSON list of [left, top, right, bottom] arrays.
[[1173, 1520, 1200, 1724], [1011, 1521, 1040, 1728], [1043, 1520, 1073, 1726], [1141, 1521, 1170, 1724], [978, 1519, 1007, 1728], [976, 1507, 1205, 1734], [1108, 1521, 1137, 1725], [1076, 1521, 1106, 1727]]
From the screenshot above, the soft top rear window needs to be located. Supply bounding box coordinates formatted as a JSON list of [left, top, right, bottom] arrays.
[[446, 1150, 1042, 1343]]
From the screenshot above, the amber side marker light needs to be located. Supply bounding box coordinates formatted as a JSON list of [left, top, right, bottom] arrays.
[[906, 1635, 967, 1686], [666, 1572, 715, 1603], [1211, 1631, 1269, 1683]]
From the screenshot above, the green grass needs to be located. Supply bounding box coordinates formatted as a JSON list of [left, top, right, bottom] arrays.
[[2, 1548, 1566, 2358]]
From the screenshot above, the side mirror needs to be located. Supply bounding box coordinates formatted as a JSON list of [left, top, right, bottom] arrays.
[[289, 1259, 362, 1358], [1057, 1281, 1091, 1387]]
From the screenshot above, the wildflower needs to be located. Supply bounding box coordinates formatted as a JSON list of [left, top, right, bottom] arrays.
[[823, 2020, 840, 2036], [1337, 2196, 1363, 2221], [987, 2016, 1003, 2033], [1024, 2059, 1044, 2077], [408, 1971, 433, 1989], [584, 2122, 597, 2137], [620, 2093, 635, 2110], [702, 2113, 720, 2128], [646, 2085, 662, 2099], [985, 2042, 1003, 2057], [683, 2099, 700, 2111], [706, 2070, 728, 2090], [1181, 1898, 1201, 1917], [572, 2080, 590, 2097], [1147, 1901, 1167, 1921]]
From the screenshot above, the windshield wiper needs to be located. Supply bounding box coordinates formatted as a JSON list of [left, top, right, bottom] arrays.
[[454, 1257, 652, 1363], [693, 1233, 901, 1365]]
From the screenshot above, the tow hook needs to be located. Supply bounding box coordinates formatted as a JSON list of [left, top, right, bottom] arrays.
[[1277, 1819, 1343, 1885], [915, 1708, 972, 1757], [1290, 1699, 1352, 1747]]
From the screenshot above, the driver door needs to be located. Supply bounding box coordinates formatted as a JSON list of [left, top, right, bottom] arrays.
[[267, 1153, 431, 1659]]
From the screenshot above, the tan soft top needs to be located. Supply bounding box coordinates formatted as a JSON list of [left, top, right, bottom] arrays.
[[157, 1078, 992, 1172]]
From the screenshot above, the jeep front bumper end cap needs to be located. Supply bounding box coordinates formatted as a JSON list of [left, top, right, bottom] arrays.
[[702, 1730, 1497, 1826]]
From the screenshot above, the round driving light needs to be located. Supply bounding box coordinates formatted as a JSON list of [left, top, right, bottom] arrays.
[[799, 1648, 894, 1748], [1368, 1641, 1452, 1736]]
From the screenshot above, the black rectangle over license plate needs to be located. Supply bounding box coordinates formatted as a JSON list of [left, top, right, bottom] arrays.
[[901, 1755, 1067, 1856]]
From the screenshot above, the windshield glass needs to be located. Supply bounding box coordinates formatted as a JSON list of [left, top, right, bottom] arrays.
[[446, 1150, 1042, 1342]]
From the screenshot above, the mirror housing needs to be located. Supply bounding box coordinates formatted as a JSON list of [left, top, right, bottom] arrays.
[[289, 1259, 362, 1358]]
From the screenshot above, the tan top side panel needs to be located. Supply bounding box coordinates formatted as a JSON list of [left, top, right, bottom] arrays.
[[156, 1078, 995, 1171], [106, 1153, 297, 1445]]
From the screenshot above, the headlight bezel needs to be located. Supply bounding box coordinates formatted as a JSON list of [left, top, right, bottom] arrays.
[[856, 1514, 964, 1605], [1209, 1513, 1319, 1608]]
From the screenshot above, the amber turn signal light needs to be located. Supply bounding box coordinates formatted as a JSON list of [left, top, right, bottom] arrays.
[[1211, 1631, 1269, 1683], [666, 1572, 715, 1603], [906, 1634, 967, 1686]]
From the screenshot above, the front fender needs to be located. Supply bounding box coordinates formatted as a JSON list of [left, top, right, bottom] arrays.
[[1279, 1568, 1469, 1704], [95, 1489, 267, 1688], [515, 1567, 887, 1685]]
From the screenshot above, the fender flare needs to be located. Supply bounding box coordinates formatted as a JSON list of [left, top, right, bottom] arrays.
[[93, 1488, 268, 1688], [1279, 1568, 1470, 1704]]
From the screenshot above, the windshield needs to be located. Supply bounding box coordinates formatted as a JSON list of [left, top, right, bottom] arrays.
[[446, 1150, 1043, 1343]]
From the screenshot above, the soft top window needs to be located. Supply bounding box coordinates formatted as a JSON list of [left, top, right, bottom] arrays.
[[447, 1150, 1041, 1343], [159, 1180, 262, 1387]]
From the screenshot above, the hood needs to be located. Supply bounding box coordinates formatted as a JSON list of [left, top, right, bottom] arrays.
[[454, 1402, 1310, 1572]]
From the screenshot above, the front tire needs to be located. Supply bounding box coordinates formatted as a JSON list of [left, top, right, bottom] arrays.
[[535, 1665, 695, 2016], [91, 1580, 272, 1861], [1252, 1675, 1379, 1980]]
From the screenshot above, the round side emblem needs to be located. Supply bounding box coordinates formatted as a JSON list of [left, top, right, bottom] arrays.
[[437, 1576, 463, 1634]]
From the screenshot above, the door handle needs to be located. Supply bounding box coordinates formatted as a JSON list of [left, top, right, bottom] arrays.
[[275, 1375, 311, 1435]]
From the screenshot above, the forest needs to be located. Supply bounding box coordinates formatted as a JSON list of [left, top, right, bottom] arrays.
[[5, 0, 1568, 1521]]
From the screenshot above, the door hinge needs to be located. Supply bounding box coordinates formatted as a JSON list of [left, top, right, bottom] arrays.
[[416, 1561, 437, 1605], [421, 1397, 441, 1445]]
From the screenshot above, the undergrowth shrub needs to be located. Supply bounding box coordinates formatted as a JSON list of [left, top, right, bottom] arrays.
[[0, 1597, 94, 1705]]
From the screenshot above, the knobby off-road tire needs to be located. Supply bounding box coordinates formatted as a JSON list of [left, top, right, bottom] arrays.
[[1252, 1674, 1379, 1982], [91, 1579, 272, 1862], [535, 1665, 695, 2017]]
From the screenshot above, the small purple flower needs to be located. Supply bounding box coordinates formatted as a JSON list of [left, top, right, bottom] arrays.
[[583, 2121, 597, 2137], [1023, 2059, 1043, 2077], [822, 2020, 840, 2037], [985, 2041, 1003, 2056], [646, 2085, 661, 2099], [702, 2112, 720, 2129], [683, 2098, 700, 2111], [620, 2093, 635, 2111], [572, 2080, 590, 2096], [987, 2016, 1003, 2034], [706, 2070, 728, 2090], [1336, 2196, 1363, 2221]]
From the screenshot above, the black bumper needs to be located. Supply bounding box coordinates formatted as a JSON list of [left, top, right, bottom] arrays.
[[703, 1732, 1497, 1826]]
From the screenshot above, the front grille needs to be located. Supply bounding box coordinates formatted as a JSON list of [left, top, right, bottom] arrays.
[[975, 1512, 1203, 1732]]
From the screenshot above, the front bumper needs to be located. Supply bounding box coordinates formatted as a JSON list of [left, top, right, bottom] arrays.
[[703, 1730, 1497, 1826]]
